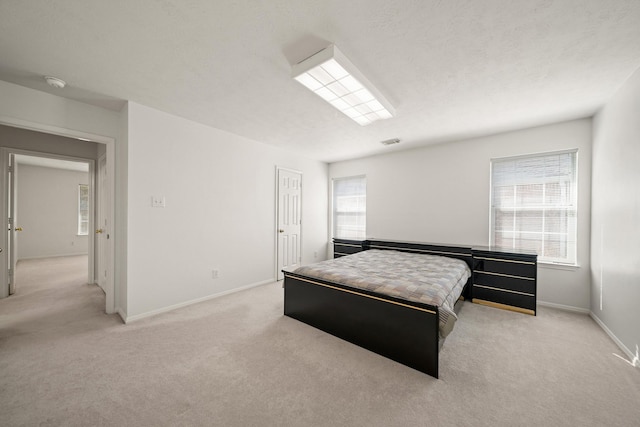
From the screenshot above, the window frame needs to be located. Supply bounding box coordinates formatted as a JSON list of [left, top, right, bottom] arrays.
[[489, 149, 578, 266], [331, 175, 366, 240]]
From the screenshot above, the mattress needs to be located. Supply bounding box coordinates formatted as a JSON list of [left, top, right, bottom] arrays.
[[292, 249, 471, 338]]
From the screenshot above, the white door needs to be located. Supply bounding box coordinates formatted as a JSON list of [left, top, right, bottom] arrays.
[[7, 154, 18, 295], [95, 155, 107, 292], [276, 168, 302, 280]]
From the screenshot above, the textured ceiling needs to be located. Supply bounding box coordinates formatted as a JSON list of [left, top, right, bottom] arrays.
[[1, 1, 639, 162]]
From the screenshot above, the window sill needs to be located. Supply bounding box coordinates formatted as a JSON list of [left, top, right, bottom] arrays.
[[539, 261, 580, 271]]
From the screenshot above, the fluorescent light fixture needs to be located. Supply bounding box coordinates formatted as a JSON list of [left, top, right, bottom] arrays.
[[292, 45, 395, 126]]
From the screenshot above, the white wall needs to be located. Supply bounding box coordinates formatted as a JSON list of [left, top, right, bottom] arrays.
[[0, 80, 120, 139], [125, 102, 328, 319], [329, 119, 592, 310], [116, 103, 129, 316], [0, 125, 100, 159], [16, 165, 89, 259], [591, 67, 640, 358], [0, 81, 328, 321]]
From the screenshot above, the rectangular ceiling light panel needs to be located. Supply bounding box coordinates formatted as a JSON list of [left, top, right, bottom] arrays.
[[292, 45, 395, 126]]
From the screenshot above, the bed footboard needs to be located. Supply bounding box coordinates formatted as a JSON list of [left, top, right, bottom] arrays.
[[284, 272, 441, 378]]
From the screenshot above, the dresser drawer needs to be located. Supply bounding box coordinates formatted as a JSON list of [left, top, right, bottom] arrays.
[[474, 256, 536, 278], [473, 271, 536, 294], [472, 286, 536, 312]]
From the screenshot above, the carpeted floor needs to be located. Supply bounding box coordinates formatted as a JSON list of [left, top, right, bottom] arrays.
[[1, 256, 639, 426]]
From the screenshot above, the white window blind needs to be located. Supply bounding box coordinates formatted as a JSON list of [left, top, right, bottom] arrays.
[[490, 150, 577, 264], [332, 176, 366, 239], [78, 184, 89, 236]]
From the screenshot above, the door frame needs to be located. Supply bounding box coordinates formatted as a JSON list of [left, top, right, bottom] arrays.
[[95, 153, 108, 291], [275, 166, 303, 281], [8, 152, 16, 294], [0, 116, 116, 314]]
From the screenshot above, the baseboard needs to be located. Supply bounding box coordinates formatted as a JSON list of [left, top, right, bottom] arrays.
[[589, 312, 636, 363], [18, 253, 89, 261], [124, 278, 275, 323], [541, 303, 637, 367], [537, 300, 590, 314]]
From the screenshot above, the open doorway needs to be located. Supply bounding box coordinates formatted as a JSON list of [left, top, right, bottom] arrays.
[[0, 123, 115, 314], [10, 153, 93, 297]]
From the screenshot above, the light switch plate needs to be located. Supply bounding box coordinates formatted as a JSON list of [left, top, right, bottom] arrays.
[[152, 196, 165, 207]]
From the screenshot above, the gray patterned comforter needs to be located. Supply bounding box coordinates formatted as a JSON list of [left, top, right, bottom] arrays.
[[292, 249, 471, 338]]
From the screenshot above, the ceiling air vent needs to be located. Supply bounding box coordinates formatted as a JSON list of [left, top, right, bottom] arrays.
[[381, 138, 400, 146]]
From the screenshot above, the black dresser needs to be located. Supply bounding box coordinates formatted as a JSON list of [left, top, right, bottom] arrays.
[[471, 247, 538, 315]]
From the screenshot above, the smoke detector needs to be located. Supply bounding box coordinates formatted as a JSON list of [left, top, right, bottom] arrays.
[[44, 76, 66, 89], [381, 138, 400, 146]]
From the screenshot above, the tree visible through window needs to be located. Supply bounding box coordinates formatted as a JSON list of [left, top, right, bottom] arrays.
[[332, 176, 366, 240], [78, 184, 89, 236], [490, 150, 577, 264]]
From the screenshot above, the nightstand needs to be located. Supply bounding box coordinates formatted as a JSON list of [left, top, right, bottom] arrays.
[[332, 239, 364, 258], [471, 247, 538, 315]]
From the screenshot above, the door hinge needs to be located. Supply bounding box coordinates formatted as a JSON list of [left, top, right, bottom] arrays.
[[8, 165, 13, 173]]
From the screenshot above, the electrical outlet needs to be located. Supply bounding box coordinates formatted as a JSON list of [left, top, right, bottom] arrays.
[[212, 269, 219, 279], [314, 251, 318, 258]]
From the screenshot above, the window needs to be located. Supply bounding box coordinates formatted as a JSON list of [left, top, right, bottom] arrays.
[[332, 176, 366, 239], [78, 184, 89, 236], [490, 150, 577, 264]]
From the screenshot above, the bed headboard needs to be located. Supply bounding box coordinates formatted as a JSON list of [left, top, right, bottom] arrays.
[[363, 239, 474, 271]]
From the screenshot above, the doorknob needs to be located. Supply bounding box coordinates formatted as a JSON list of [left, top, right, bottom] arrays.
[[279, 229, 284, 233], [96, 229, 103, 234], [15, 227, 23, 232]]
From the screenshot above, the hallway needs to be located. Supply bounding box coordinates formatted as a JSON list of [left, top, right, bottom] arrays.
[[0, 255, 113, 339]]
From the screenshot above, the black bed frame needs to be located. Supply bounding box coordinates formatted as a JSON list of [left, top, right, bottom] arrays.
[[283, 239, 473, 378]]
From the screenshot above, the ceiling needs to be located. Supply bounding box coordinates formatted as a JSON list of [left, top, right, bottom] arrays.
[[1, 1, 639, 163]]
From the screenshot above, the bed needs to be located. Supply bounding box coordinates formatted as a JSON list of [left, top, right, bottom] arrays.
[[283, 239, 473, 378]]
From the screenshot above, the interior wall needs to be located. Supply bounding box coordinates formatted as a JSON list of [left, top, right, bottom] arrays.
[[125, 102, 328, 319], [116, 103, 129, 316], [0, 125, 100, 159], [329, 118, 592, 310], [16, 164, 89, 259], [1, 81, 328, 321], [591, 67, 640, 358], [0, 80, 120, 139]]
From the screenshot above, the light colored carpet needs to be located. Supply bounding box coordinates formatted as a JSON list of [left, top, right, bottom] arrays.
[[1, 256, 639, 426]]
